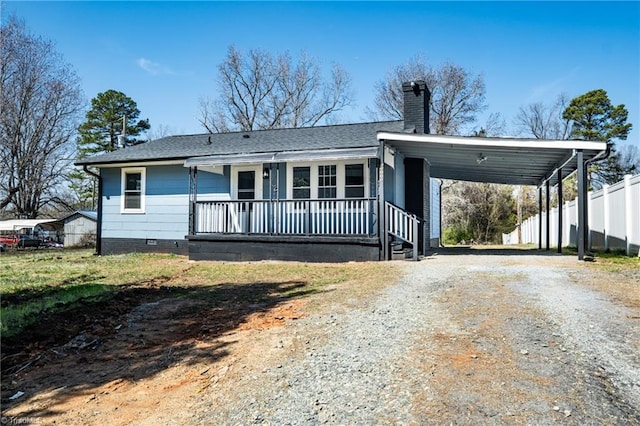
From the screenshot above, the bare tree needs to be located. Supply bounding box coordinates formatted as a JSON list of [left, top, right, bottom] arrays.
[[0, 17, 84, 218], [146, 123, 178, 141], [367, 55, 428, 121], [199, 46, 353, 133], [367, 54, 486, 135], [515, 94, 575, 205], [471, 112, 507, 137], [515, 93, 572, 140], [431, 62, 487, 135], [615, 144, 640, 175], [443, 182, 516, 244]]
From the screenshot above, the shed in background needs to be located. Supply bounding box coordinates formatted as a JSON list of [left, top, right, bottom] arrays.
[[62, 211, 97, 247]]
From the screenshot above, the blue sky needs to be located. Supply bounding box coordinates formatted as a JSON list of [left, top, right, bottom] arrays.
[[3, 1, 639, 146]]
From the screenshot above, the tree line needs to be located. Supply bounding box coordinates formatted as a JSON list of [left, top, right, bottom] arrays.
[[1, 16, 637, 244]]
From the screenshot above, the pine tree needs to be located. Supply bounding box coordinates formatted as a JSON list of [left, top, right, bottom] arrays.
[[563, 89, 633, 187], [77, 90, 150, 156], [70, 90, 150, 209]]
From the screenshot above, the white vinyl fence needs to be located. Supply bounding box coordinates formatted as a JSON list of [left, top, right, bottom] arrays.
[[503, 174, 640, 256]]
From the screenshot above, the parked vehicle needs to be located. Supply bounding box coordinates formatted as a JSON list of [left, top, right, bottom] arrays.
[[17, 234, 41, 248], [0, 234, 19, 248], [42, 238, 63, 248]]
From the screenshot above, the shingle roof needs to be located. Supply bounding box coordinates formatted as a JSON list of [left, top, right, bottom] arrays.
[[76, 121, 404, 166], [59, 210, 98, 222]]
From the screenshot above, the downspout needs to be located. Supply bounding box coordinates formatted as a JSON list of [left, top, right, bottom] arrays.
[[564, 143, 611, 189], [438, 178, 443, 247], [582, 142, 612, 255], [83, 165, 102, 256], [587, 142, 612, 165], [583, 142, 612, 183]]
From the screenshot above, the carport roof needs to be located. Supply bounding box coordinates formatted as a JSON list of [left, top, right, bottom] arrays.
[[377, 132, 608, 187], [0, 219, 59, 232]]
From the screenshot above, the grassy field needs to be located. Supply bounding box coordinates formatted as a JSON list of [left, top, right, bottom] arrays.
[[0, 249, 398, 339], [2, 247, 636, 340]]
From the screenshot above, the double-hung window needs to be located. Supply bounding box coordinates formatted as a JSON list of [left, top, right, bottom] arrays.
[[344, 164, 364, 198], [121, 167, 145, 213]]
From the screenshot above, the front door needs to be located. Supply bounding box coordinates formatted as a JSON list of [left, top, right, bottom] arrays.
[[237, 171, 256, 200], [232, 166, 263, 232], [232, 165, 262, 200]]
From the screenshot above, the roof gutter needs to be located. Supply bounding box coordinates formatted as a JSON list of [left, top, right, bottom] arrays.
[[538, 149, 578, 189], [538, 141, 611, 189], [585, 141, 612, 166], [83, 165, 102, 256]]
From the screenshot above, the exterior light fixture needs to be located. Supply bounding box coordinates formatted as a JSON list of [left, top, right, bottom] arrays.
[[263, 167, 270, 179], [477, 154, 488, 164]]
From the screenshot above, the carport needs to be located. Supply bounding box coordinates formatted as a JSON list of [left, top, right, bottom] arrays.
[[377, 131, 609, 260]]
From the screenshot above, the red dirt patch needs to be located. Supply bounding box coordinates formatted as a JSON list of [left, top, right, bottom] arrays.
[[239, 300, 305, 330], [1, 280, 310, 424]]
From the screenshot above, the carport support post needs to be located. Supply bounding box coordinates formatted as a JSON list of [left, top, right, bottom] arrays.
[[577, 150, 586, 260], [557, 168, 563, 253], [538, 187, 543, 250], [545, 180, 550, 251]]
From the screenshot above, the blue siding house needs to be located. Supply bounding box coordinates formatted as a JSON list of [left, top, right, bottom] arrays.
[[77, 81, 440, 262]]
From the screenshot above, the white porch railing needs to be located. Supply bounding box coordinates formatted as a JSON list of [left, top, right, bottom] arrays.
[[195, 198, 377, 236], [385, 202, 419, 260]]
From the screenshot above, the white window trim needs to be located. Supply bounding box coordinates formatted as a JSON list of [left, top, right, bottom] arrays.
[[317, 164, 337, 199], [344, 163, 366, 198], [292, 165, 312, 199], [120, 167, 146, 214], [286, 160, 369, 199], [230, 165, 263, 200]]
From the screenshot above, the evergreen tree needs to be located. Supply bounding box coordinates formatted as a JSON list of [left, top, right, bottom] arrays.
[[563, 89, 633, 187], [71, 90, 150, 209], [77, 90, 150, 156]]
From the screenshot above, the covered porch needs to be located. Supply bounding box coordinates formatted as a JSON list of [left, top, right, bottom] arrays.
[[183, 146, 397, 262]]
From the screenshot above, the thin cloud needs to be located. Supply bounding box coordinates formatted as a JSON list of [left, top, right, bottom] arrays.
[[137, 58, 175, 75], [527, 66, 581, 102]]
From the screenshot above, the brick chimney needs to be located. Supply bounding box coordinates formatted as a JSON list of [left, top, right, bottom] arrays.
[[402, 80, 430, 134]]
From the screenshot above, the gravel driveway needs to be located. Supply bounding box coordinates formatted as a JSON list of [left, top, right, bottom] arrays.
[[193, 251, 640, 425], [6, 250, 636, 425]]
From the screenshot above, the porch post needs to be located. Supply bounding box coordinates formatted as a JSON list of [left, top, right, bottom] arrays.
[[189, 167, 198, 235], [305, 200, 310, 236], [545, 179, 550, 251], [244, 202, 250, 234], [378, 146, 387, 260], [557, 168, 563, 253], [577, 150, 586, 260], [275, 164, 281, 234], [538, 186, 543, 250]]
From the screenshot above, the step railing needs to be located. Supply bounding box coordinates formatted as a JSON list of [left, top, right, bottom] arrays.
[[385, 202, 419, 261]]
